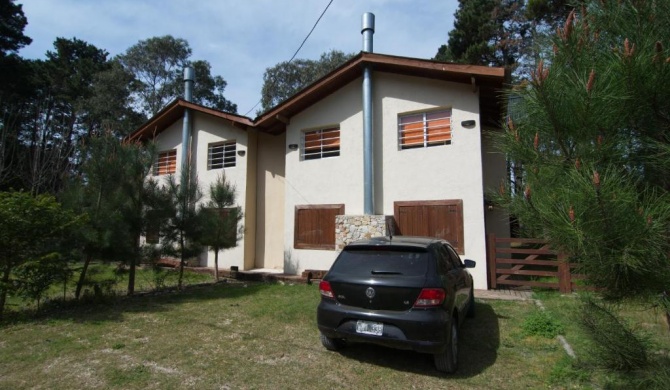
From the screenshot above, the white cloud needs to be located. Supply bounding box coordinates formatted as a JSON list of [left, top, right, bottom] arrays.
[[19, 0, 457, 117]]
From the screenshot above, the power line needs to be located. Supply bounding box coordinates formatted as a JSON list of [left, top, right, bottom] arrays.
[[243, 0, 335, 117]]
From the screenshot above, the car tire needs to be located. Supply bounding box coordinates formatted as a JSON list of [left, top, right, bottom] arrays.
[[434, 318, 458, 373], [466, 288, 475, 318], [320, 332, 345, 351]]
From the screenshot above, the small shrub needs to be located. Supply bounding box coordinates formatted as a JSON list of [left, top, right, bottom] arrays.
[[579, 297, 649, 371], [522, 309, 564, 338], [548, 356, 590, 385]]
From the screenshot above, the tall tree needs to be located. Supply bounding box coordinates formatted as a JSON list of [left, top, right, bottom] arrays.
[[61, 131, 134, 299], [118, 35, 236, 117], [260, 50, 354, 112], [435, 0, 529, 72], [495, 1, 670, 298], [200, 173, 243, 281], [117, 140, 158, 295], [0, 0, 31, 57], [0, 0, 32, 190], [434, 0, 577, 80]]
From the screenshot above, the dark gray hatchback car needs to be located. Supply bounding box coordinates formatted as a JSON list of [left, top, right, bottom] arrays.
[[317, 236, 476, 373]]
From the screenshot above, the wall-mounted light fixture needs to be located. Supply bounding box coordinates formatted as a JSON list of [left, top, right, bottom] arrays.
[[288, 143, 299, 151], [237, 150, 246, 157], [461, 120, 476, 128]]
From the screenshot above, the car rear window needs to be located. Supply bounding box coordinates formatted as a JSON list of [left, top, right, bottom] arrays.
[[329, 248, 430, 276]]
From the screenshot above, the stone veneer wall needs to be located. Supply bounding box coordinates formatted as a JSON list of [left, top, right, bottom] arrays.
[[335, 215, 393, 251]]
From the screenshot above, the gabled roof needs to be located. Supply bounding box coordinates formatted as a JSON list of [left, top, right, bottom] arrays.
[[127, 99, 254, 142], [128, 52, 507, 140], [255, 52, 508, 134]]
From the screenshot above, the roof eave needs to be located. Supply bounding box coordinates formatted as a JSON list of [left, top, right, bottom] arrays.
[[126, 99, 254, 142]]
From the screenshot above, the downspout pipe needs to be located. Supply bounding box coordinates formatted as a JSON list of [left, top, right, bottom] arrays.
[[362, 12, 375, 215], [181, 66, 195, 178]]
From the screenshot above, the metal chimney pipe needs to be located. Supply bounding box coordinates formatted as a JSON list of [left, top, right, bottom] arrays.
[[183, 66, 195, 102], [361, 13, 375, 214], [361, 12, 375, 53], [181, 66, 195, 176]]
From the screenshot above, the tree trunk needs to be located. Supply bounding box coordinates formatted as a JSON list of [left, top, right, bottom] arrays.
[[178, 234, 185, 290], [0, 265, 12, 320], [127, 235, 139, 296], [214, 249, 219, 281], [75, 253, 93, 299]]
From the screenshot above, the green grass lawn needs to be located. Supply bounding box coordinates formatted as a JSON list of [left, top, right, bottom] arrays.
[[0, 282, 586, 390], [535, 290, 670, 389]]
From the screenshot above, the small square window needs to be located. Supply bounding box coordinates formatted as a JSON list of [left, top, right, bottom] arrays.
[[398, 109, 452, 150], [301, 127, 340, 160], [208, 141, 236, 170], [154, 150, 176, 175]]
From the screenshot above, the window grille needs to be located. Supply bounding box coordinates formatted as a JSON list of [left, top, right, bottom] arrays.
[[208, 141, 236, 170], [154, 150, 176, 175], [398, 109, 452, 149], [301, 128, 340, 160]]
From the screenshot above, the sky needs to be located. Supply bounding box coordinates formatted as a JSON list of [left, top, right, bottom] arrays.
[[19, 0, 457, 117]]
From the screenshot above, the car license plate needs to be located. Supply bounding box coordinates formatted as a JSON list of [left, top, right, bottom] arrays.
[[356, 320, 383, 336]]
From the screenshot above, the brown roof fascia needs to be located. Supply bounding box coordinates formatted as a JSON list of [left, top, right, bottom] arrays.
[[254, 52, 506, 135], [127, 99, 254, 142]]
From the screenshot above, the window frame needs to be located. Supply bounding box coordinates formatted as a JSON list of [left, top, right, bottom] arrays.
[[301, 127, 340, 160], [398, 108, 452, 150], [207, 140, 236, 170], [294, 204, 345, 250], [153, 149, 177, 176]]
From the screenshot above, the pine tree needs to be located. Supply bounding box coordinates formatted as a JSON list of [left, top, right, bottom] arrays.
[[155, 171, 206, 290], [495, 0, 670, 298], [200, 173, 243, 281]]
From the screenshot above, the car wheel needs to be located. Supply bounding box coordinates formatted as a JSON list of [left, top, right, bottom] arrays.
[[466, 288, 475, 318], [434, 318, 458, 373], [320, 332, 345, 351]]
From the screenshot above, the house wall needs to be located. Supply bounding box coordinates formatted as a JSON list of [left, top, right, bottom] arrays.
[[376, 73, 488, 289], [284, 79, 363, 272], [283, 72, 493, 289], [152, 112, 251, 270], [192, 113, 251, 270], [254, 132, 286, 270]]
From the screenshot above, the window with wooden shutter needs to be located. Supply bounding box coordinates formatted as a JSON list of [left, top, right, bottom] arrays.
[[294, 204, 344, 250], [154, 149, 177, 175], [302, 127, 340, 160], [398, 109, 452, 150], [208, 141, 236, 170]]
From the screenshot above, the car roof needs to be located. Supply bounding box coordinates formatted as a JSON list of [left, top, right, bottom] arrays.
[[343, 236, 447, 250]]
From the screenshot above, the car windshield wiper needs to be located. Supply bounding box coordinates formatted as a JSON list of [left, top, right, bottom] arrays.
[[370, 270, 402, 275]]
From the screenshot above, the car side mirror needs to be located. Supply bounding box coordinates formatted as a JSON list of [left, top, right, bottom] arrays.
[[463, 259, 476, 268]]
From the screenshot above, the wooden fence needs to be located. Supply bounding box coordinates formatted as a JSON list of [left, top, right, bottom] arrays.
[[486, 233, 587, 293]]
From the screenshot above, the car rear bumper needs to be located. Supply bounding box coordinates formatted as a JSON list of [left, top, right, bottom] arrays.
[[317, 300, 451, 354]]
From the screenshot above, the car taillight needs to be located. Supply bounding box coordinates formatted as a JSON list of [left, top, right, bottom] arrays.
[[319, 280, 334, 299], [413, 288, 446, 308]]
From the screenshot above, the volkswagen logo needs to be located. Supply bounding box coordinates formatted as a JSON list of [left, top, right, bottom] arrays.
[[365, 287, 376, 299]]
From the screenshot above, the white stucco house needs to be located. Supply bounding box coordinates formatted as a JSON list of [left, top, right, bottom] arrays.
[[128, 51, 509, 290]]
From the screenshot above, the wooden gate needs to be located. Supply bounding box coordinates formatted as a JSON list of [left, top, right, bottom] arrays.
[[486, 233, 586, 293]]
